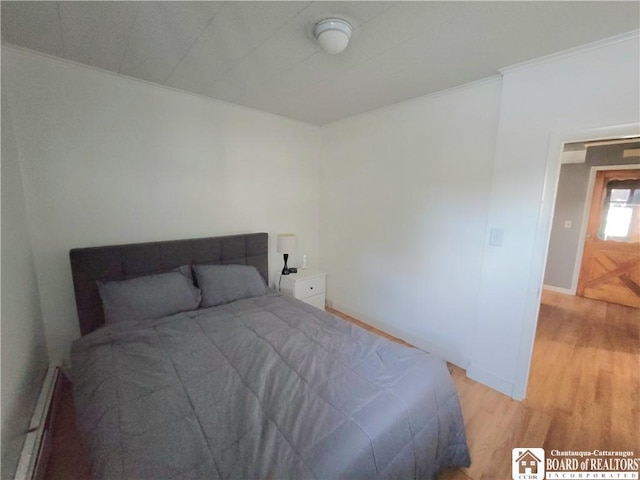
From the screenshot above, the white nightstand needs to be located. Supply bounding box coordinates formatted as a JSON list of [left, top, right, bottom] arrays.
[[279, 269, 326, 310]]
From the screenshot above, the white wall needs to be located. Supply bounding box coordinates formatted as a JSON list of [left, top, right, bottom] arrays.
[[319, 32, 639, 400], [319, 79, 502, 367], [2, 47, 321, 366], [1, 90, 50, 478], [3, 30, 638, 410], [470, 33, 640, 399]]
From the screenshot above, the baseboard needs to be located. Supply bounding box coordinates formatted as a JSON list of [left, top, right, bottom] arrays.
[[466, 365, 516, 399], [329, 302, 470, 369], [14, 366, 62, 480], [543, 284, 575, 295]]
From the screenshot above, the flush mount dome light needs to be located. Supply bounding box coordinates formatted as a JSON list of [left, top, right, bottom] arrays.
[[313, 18, 352, 54]]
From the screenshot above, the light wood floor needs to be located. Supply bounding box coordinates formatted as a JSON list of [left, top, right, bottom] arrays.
[[335, 290, 640, 480]]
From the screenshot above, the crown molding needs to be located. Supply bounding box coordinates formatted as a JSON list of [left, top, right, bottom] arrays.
[[1, 43, 320, 129], [499, 30, 640, 75], [321, 74, 503, 128]]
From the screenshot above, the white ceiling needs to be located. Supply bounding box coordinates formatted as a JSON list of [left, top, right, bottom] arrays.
[[2, 1, 639, 125]]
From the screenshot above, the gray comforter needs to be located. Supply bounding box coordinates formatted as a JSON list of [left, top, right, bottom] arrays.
[[71, 293, 470, 479]]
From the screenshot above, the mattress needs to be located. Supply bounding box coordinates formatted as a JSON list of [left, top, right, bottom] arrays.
[[71, 292, 470, 479]]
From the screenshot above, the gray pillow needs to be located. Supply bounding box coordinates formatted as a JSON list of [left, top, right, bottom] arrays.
[[193, 264, 267, 308], [98, 266, 202, 324]]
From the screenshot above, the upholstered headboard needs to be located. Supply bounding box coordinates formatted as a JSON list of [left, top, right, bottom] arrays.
[[69, 233, 268, 336]]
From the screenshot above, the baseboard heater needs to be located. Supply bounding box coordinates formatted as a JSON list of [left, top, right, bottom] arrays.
[[14, 366, 62, 480]]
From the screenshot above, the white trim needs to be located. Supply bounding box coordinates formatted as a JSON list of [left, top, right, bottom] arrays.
[[15, 366, 59, 480], [542, 284, 574, 295], [467, 366, 514, 398], [330, 302, 471, 369], [511, 122, 640, 401], [500, 30, 640, 75], [1, 42, 500, 129], [589, 137, 640, 147], [1, 44, 319, 129], [320, 75, 503, 128], [570, 163, 640, 295]]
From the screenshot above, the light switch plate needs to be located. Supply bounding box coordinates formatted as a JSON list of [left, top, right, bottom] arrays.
[[489, 228, 504, 246]]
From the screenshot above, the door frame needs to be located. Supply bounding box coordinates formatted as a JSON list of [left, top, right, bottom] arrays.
[[513, 121, 640, 400], [570, 164, 640, 295]]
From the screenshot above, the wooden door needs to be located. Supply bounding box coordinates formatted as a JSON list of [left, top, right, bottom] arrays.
[[577, 169, 640, 308]]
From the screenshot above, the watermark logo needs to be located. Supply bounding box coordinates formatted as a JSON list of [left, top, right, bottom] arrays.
[[513, 448, 545, 480], [512, 448, 639, 479]]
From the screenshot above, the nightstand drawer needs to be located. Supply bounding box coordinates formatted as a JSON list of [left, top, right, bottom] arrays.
[[280, 270, 327, 311], [294, 275, 326, 299]]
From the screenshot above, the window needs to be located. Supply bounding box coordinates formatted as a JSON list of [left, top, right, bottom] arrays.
[[599, 179, 640, 242]]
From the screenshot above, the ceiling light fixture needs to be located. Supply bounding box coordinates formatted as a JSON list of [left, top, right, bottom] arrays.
[[313, 18, 352, 54]]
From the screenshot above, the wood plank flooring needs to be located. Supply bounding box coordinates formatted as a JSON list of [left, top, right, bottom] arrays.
[[442, 291, 639, 479], [45, 296, 638, 479]]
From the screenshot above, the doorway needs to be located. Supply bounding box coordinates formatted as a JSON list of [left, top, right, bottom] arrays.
[[514, 124, 640, 401], [542, 140, 640, 299], [522, 135, 640, 451]]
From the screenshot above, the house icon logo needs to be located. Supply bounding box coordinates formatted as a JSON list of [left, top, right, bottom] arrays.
[[512, 448, 545, 480]]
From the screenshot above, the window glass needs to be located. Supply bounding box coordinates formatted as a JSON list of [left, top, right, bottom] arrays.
[[598, 179, 640, 242]]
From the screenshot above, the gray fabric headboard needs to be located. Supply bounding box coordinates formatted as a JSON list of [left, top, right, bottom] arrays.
[[70, 233, 268, 336]]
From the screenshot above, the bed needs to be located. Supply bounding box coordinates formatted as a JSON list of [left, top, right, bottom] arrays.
[[69, 233, 471, 479]]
